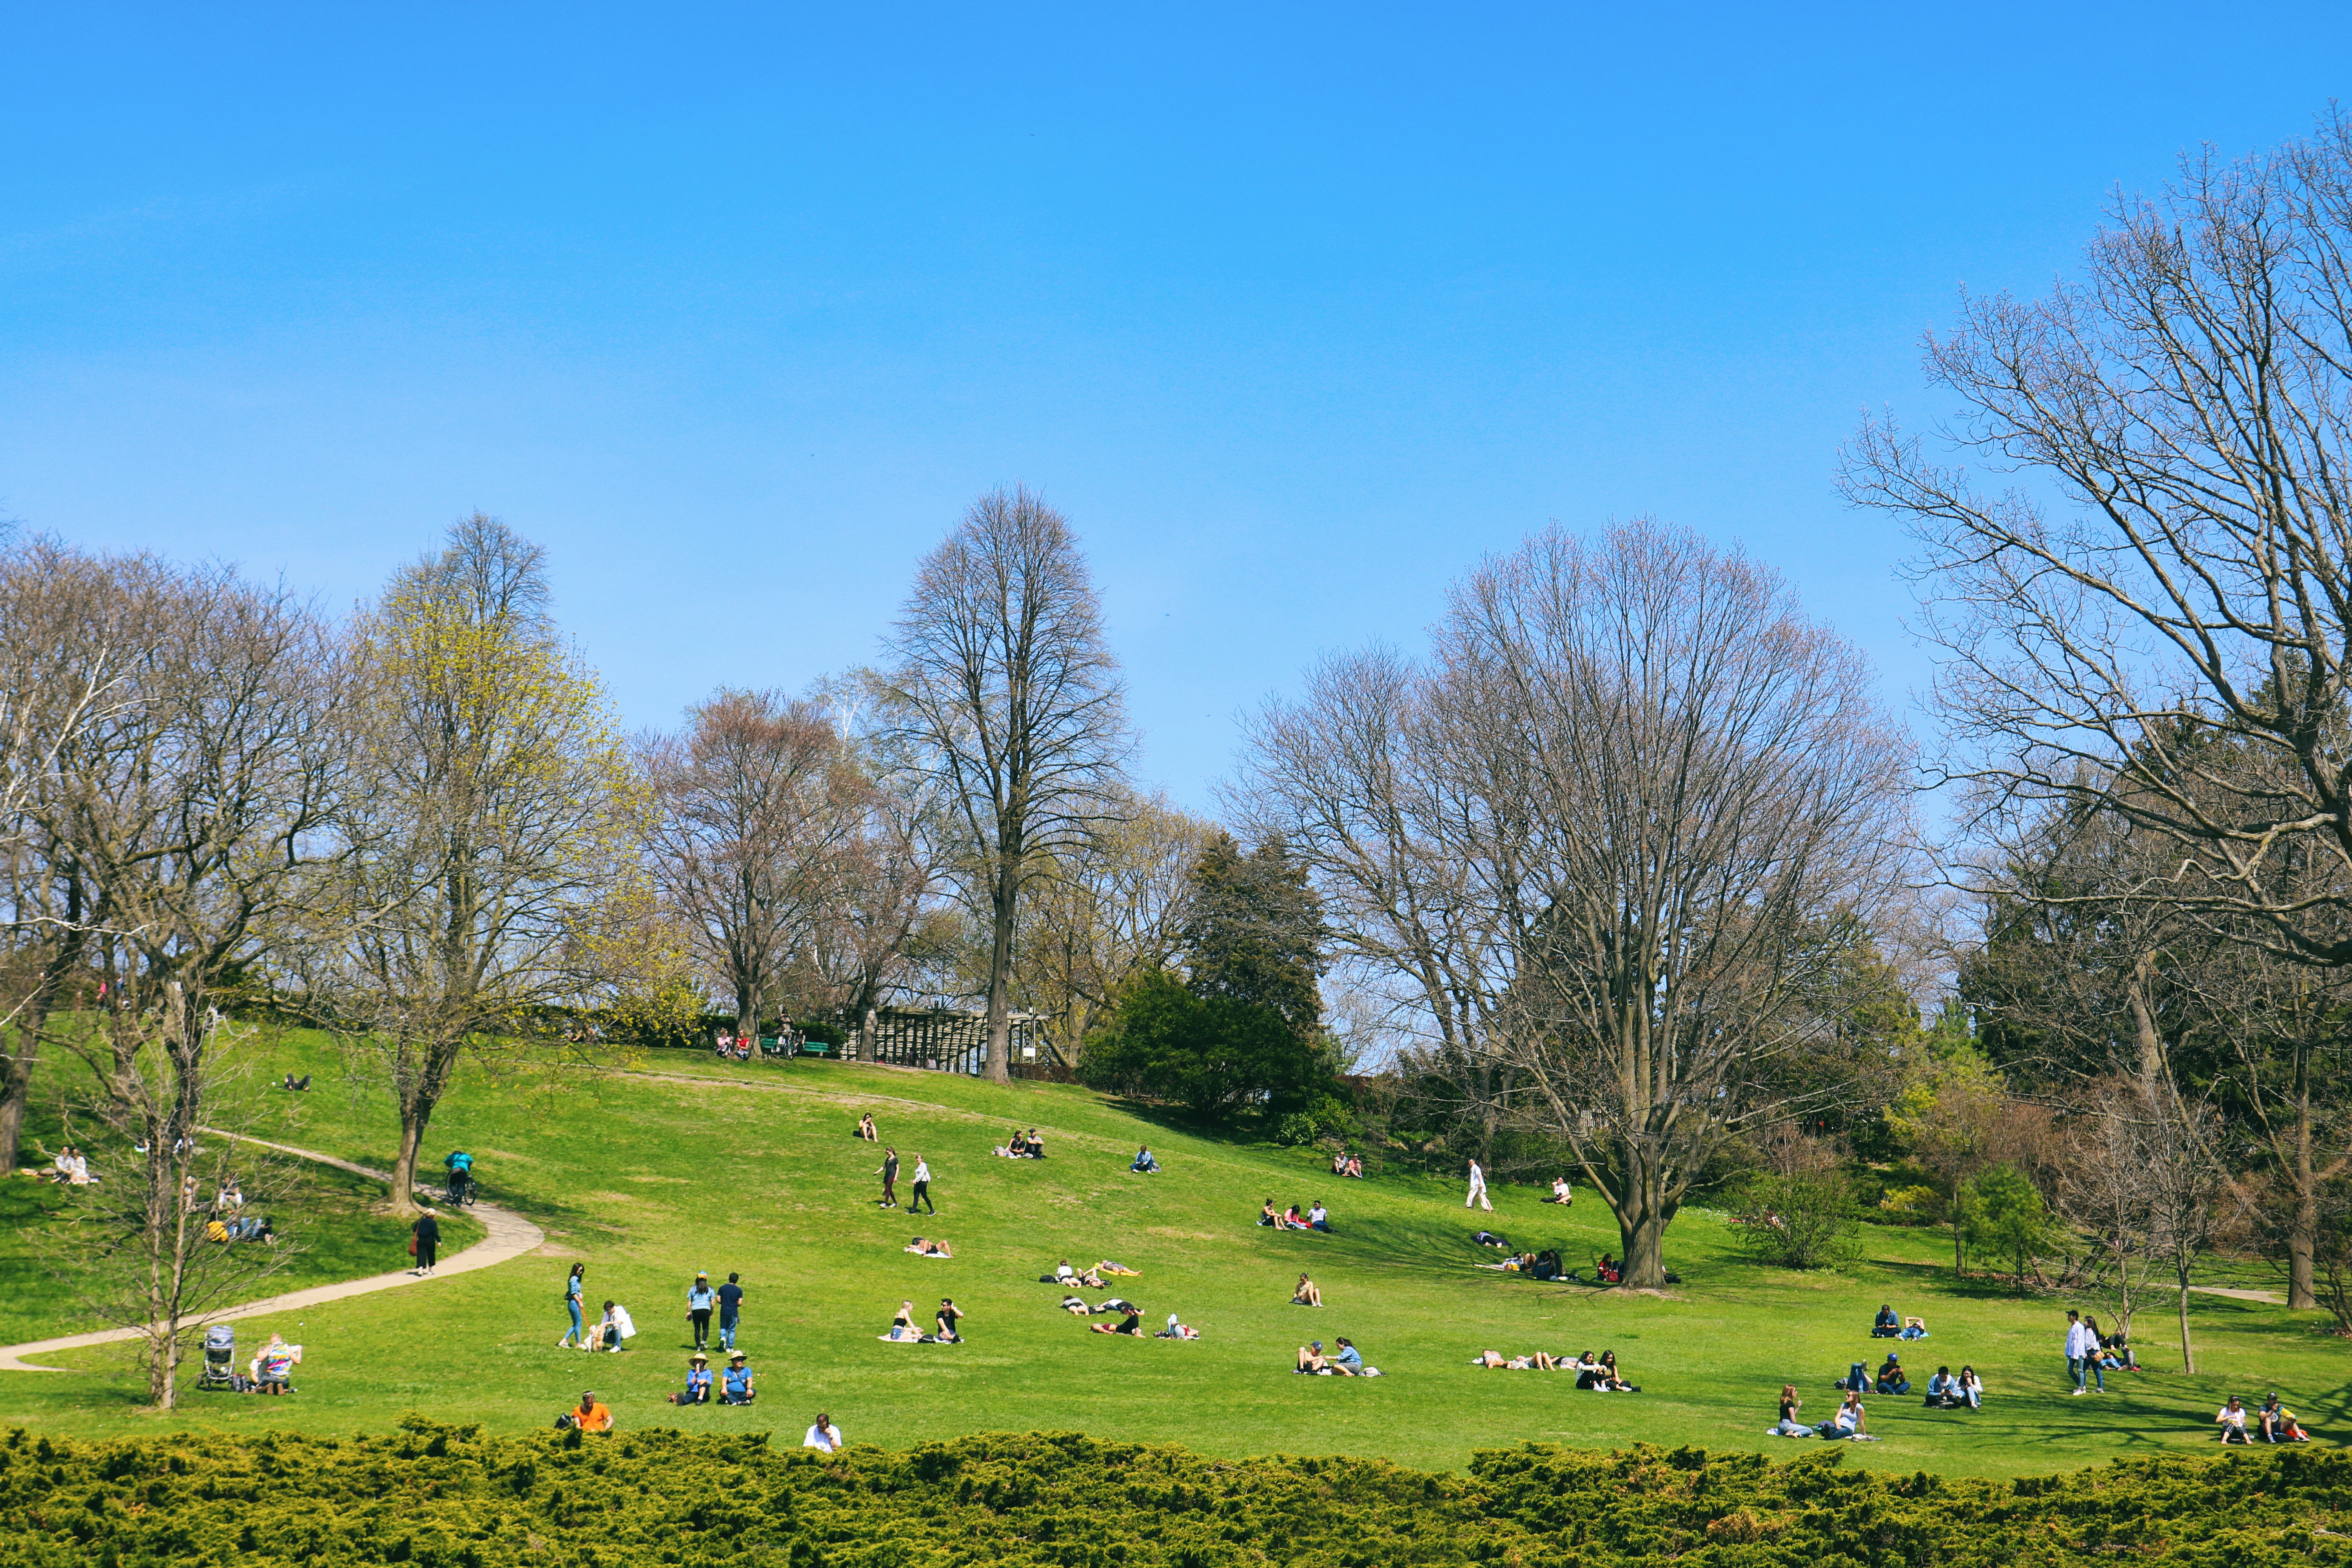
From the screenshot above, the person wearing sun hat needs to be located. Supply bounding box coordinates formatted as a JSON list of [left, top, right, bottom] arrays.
[[721, 1349, 757, 1405], [687, 1270, 717, 1352], [667, 1351, 713, 1405]]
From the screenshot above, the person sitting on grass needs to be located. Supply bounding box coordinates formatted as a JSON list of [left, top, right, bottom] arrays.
[[588, 1300, 627, 1352], [1875, 1354, 1911, 1396], [250, 1335, 299, 1395], [1571, 1351, 1603, 1387], [1922, 1365, 1960, 1408], [1548, 1177, 1574, 1205], [856, 1113, 878, 1142], [1819, 1390, 1867, 1439], [1900, 1315, 1929, 1340], [721, 1351, 756, 1404], [1331, 1337, 1369, 1374], [1309, 1201, 1333, 1233], [1958, 1365, 1984, 1409], [1292, 1272, 1324, 1307], [1597, 1350, 1638, 1391], [562, 1390, 613, 1432], [2260, 1393, 2311, 1442], [1283, 1204, 1310, 1231], [1024, 1129, 1047, 1159], [804, 1412, 844, 1452], [1156, 1312, 1200, 1339], [993, 1129, 1025, 1158], [1771, 1384, 1807, 1436], [1346, 1155, 1364, 1178], [1259, 1198, 1279, 1228], [905, 1237, 953, 1257], [1871, 1305, 1900, 1338], [1296, 1339, 1356, 1375], [668, 1353, 712, 1405], [1593, 1255, 1621, 1284], [1091, 1307, 1143, 1336], [2218, 1396, 2253, 1443], [881, 1301, 921, 1341], [935, 1298, 965, 1343], [1132, 1146, 1160, 1174]]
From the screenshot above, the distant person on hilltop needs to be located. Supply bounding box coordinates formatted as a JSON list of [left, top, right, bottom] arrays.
[[1466, 1159, 1491, 1212]]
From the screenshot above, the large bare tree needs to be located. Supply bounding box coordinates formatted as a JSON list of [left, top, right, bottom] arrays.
[[1242, 522, 1912, 1287], [321, 515, 640, 1210], [1844, 113, 2352, 969], [881, 487, 1129, 1083], [646, 689, 860, 1042]]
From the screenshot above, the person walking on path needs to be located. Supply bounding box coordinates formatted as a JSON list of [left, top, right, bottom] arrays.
[[717, 1272, 744, 1351], [1465, 1160, 1491, 1212], [411, 1206, 442, 1275], [687, 1271, 717, 1352], [910, 1155, 935, 1214], [559, 1262, 588, 1348], [2065, 1310, 2103, 1394], [877, 1147, 900, 1208]]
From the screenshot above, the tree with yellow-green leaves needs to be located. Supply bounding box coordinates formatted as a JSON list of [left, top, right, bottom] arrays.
[[314, 514, 655, 1213]]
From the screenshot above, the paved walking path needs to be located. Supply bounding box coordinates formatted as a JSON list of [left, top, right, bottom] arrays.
[[0, 1133, 544, 1373], [2190, 1284, 2287, 1305]]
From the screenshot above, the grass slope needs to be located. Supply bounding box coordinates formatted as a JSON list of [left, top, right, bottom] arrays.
[[2, 1030, 2346, 1477]]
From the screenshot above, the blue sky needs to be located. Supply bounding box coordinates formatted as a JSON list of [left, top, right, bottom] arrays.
[[5, 4, 2349, 810]]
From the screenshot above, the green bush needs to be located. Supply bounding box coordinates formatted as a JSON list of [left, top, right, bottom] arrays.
[[1274, 1111, 1318, 1146], [1727, 1168, 1862, 1270], [6, 1421, 2350, 1567]]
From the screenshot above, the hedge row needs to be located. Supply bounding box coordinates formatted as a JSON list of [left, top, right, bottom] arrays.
[[4, 1419, 2350, 1568]]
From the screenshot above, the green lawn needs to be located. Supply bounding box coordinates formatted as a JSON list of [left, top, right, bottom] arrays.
[[2, 1029, 2345, 1478]]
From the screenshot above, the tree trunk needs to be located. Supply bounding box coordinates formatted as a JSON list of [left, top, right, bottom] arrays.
[[391, 1093, 434, 1217], [1613, 1149, 1672, 1289], [981, 875, 1016, 1085], [2286, 1080, 2321, 1310], [2176, 1261, 2197, 1374]]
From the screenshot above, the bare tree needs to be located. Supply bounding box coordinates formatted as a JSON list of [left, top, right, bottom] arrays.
[[47, 1002, 301, 1409], [1016, 789, 1214, 1064], [319, 515, 640, 1210], [1845, 113, 2352, 971], [1243, 522, 1913, 1287], [646, 689, 859, 1042], [880, 487, 1129, 1083]]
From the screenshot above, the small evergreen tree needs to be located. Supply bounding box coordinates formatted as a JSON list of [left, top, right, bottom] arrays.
[[1958, 1161, 2057, 1293], [1181, 834, 1328, 1038]]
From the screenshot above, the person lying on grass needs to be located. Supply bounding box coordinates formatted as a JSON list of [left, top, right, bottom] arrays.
[[1475, 1350, 1562, 1370], [667, 1353, 712, 1405], [1092, 1259, 1139, 1276], [1050, 1260, 1107, 1288], [1091, 1296, 1142, 1315], [1292, 1272, 1324, 1307], [1156, 1312, 1200, 1339], [905, 1237, 953, 1257], [1061, 1296, 1094, 1315], [1091, 1308, 1144, 1336], [1900, 1315, 1929, 1340]]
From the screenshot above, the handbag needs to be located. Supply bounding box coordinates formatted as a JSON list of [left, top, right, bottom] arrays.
[[407, 1235, 417, 1256]]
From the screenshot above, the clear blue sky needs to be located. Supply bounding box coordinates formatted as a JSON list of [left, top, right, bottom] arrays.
[[5, 5, 2348, 810]]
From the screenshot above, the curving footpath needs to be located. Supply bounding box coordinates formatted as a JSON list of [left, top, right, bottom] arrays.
[[0, 1132, 544, 1373]]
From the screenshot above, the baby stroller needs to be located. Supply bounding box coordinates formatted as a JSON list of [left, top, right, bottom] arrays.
[[197, 1324, 239, 1391]]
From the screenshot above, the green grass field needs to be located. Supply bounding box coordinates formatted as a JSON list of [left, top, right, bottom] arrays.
[[3, 1029, 2345, 1478]]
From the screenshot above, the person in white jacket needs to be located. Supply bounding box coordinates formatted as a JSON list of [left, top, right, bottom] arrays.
[[1465, 1159, 1492, 1212], [2064, 1310, 2102, 1394]]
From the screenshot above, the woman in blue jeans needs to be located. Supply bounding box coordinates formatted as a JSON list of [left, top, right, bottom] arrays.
[[557, 1263, 587, 1348]]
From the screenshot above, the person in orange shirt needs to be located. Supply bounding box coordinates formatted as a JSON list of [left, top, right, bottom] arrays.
[[566, 1389, 613, 1432]]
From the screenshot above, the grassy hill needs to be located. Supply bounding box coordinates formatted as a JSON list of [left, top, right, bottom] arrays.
[[2, 1029, 2345, 1477]]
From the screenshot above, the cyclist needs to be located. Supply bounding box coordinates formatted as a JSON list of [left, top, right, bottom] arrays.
[[444, 1149, 475, 1206]]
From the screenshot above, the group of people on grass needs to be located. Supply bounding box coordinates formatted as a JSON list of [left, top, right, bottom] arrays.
[[1475, 1348, 1636, 1387], [2217, 1394, 2312, 1443], [1328, 1152, 1365, 1178], [1869, 1305, 1930, 1340], [881, 1297, 965, 1343], [1296, 1338, 1377, 1375], [991, 1128, 1047, 1159], [1259, 1198, 1333, 1232], [869, 1147, 935, 1213]]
